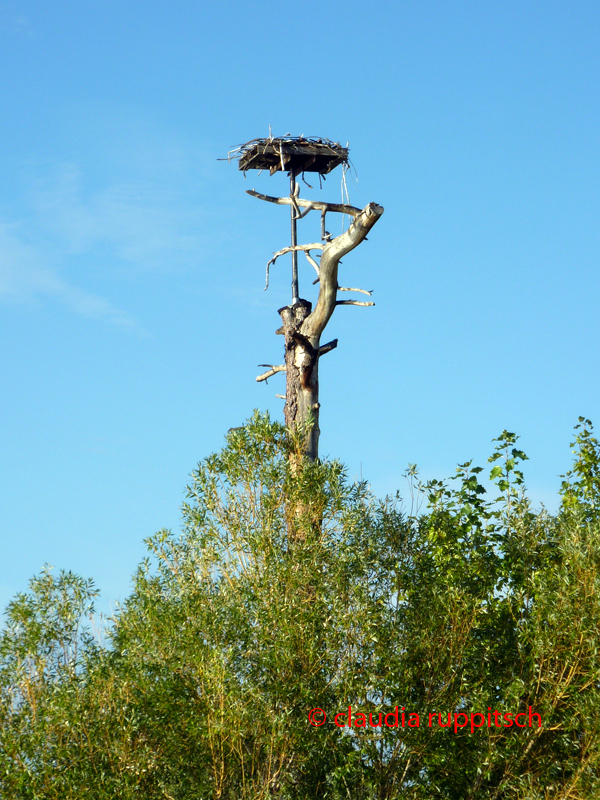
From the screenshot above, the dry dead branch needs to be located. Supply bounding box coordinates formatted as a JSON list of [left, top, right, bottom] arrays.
[[304, 251, 321, 277], [256, 364, 286, 382], [318, 339, 338, 356], [247, 189, 361, 219], [338, 286, 373, 296], [265, 243, 324, 289]]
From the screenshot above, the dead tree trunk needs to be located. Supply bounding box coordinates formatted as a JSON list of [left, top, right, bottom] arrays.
[[254, 192, 384, 461], [278, 299, 316, 442]]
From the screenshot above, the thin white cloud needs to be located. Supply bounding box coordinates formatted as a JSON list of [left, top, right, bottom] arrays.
[[0, 115, 218, 329], [0, 222, 138, 329], [13, 15, 34, 35], [0, 11, 35, 37], [30, 163, 207, 272]]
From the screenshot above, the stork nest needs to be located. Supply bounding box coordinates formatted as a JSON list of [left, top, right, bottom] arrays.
[[226, 135, 349, 176]]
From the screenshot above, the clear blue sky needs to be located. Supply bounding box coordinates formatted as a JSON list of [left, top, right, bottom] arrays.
[[2, 0, 599, 617]]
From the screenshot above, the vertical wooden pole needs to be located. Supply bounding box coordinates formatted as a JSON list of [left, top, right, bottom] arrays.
[[290, 172, 299, 305]]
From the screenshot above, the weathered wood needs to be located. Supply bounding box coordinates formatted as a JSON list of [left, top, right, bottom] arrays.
[[278, 301, 316, 452], [303, 203, 384, 342], [318, 339, 338, 356], [296, 202, 383, 459], [338, 286, 373, 296], [335, 299, 375, 306], [246, 189, 362, 219], [264, 243, 324, 290], [256, 364, 286, 382], [251, 194, 384, 461]]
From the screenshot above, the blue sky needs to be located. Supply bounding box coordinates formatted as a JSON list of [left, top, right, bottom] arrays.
[[2, 0, 599, 617]]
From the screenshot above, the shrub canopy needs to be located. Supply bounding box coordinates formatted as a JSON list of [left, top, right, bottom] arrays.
[[2, 413, 600, 799]]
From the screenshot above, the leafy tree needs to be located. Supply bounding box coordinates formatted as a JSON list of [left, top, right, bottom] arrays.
[[2, 414, 600, 798]]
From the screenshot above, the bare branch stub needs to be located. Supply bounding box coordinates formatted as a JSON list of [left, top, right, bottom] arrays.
[[335, 300, 375, 307], [302, 203, 384, 342], [338, 286, 373, 296], [304, 251, 321, 277], [256, 364, 286, 383], [318, 339, 338, 356]]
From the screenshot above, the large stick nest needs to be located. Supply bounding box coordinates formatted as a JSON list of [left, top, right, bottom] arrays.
[[227, 135, 349, 176]]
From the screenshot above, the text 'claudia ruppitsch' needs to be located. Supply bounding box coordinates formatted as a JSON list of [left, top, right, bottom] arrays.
[[308, 706, 542, 733]]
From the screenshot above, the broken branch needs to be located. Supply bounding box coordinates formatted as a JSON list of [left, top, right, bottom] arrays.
[[338, 286, 373, 296], [318, 339, 338, 356], [256, 364, 286, 382], [335, 300, 375, 307]]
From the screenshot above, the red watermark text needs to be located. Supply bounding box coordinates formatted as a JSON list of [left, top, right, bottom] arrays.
[[308, 706, 542, 731]]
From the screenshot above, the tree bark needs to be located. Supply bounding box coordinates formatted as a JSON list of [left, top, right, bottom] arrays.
[[278, 299, 319, 458]]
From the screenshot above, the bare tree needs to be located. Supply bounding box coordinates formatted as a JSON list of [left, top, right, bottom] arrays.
[[253, 191, 383, 460], [232, 136, 384, 461]]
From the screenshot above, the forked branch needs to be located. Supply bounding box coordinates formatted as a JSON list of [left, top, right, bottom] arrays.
[[265, 243, 323, 289]]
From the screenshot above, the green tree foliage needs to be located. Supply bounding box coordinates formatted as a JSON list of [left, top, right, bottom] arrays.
[[1, 413, 600, 798]]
